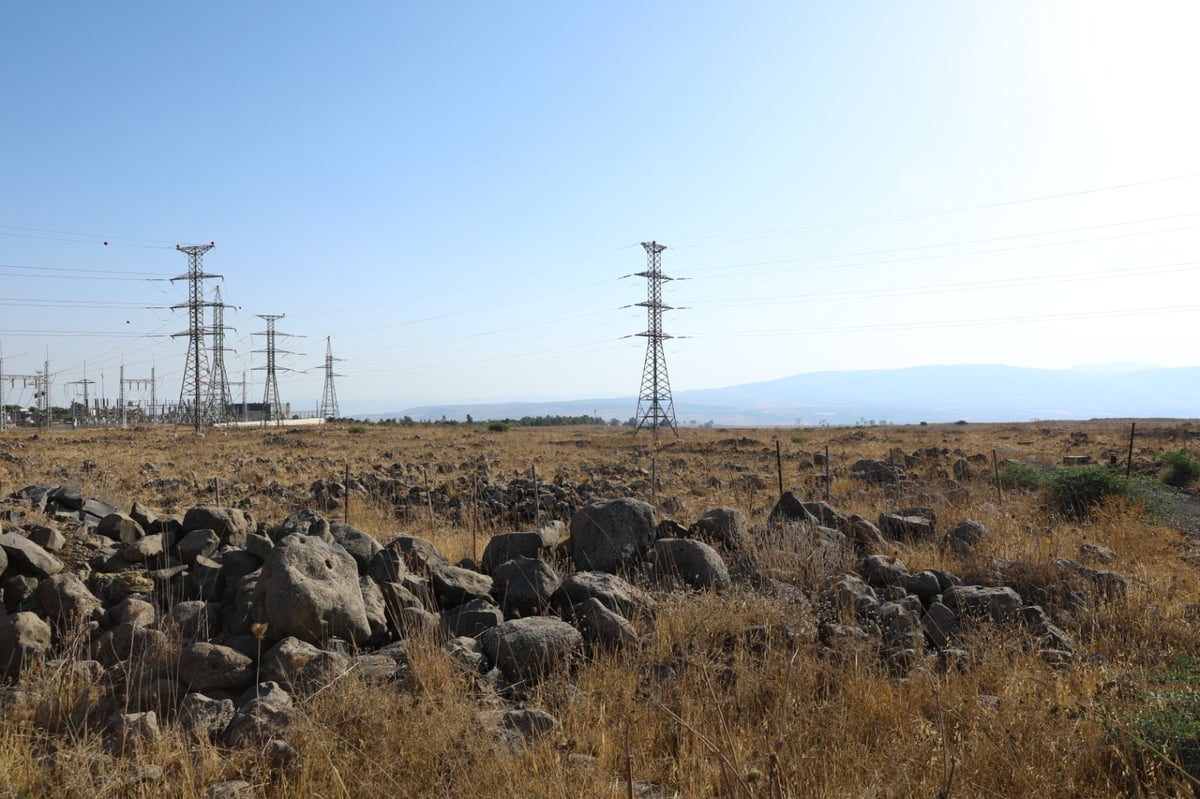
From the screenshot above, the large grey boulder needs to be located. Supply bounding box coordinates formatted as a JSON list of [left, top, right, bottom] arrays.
[[429, 563, 493, 610], [567, 498, 655, 573], [575, 597, 638, 651], [879, 513, 935, 541], [0, 611, 51, 682], [269, 508, 330, 543], [481, 523, 562, 574], [943, 585, 1023, 624], [96, 512, 145, 544], [689, 508, 746, 551], [766, 492, 821, 527], [182, 507, 253, 548], [252, 534, 371, 645], [177, 528, 221, 566], [179, 693, 236, 742], [550, 571, 655, 621], [651, 539, 731, 591], [441, 598, 504, 639], [378, 535, 449, 575], [36, 573, 103, 629], [176, 642, 255, 693], [862, 554, 910, 589], [329, 523, 382, 574], [479, 617, 582, 683], [0, 533, 63, 578], [259, 636, 351, 691], [941, 520, 991, 557], [490, 556, 559, 618]]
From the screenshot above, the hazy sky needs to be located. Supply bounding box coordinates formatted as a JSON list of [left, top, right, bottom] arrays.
[[3, 2, 1199, 415]]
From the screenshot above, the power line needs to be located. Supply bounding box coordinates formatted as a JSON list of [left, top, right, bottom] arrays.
[[693, 304, 1200, 338], [668, 169, 1200, 248], [693, 259, 1200, 309]]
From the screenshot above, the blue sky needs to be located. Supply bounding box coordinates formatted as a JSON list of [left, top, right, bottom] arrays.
[[2, 2, 1199, 415]]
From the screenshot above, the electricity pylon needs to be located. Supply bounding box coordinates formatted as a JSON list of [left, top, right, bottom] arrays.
[[253, 314, 295, 426], [207, 285, 235, 423], [633, 240, 679, 441], [318, 336, 343, 420], [171, 242, 219, 434]]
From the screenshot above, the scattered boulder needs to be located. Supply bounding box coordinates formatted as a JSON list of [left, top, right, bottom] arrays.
[[269, 508, 331, 543], [942, 520, 990, 557], [182, 507, 252, 548], [942, 585, 1023, 624], [176, 642, 255, 693], [567, 498, 656, 573], [574, 597, 638, 651], [430, 562, 494, 610], [253, 534, 372, 645], [490, 556, 559, 618], [36, 573, 103, 629], [689, 507, 746, 550], [0, 611, 51, 682], [766, 492, 820, 527], [878, 513, 934, 542], [96, 513, 144, 544], [0, 533, 63, 578], [479, 617, 582, 684], [550, 571, 655, 621], [650, 538, 731, 591]]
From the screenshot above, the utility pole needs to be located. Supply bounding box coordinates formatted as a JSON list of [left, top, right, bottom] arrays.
[[207, 285, 235, 424], [318, 336, 343, 420], [253, 314, 296, 426], [171, 242, 219, 435], [633, 241, 679, 441]]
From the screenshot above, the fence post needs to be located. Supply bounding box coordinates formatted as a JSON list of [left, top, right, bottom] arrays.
[[1126, 422, 1136, 478]]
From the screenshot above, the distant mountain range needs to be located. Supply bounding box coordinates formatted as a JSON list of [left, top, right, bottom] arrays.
[[364, 364, 1200, 426]]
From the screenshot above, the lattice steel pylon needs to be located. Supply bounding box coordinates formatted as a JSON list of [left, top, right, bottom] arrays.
[[171, 242, 219, 434], [253, 314, 293, 426], [318, 336, 343, 420], [633, 240, 679, 441], [207, 285, 235, 423]]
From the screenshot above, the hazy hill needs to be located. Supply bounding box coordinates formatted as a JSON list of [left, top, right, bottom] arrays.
[[365, 364, 1200, 426]]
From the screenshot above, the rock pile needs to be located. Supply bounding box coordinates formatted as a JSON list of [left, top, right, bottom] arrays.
[[0, 478, 1125, 791]]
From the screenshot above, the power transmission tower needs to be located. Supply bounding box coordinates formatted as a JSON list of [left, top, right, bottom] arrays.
[[633, 240, 679, 441], [318, 336, 343, 420], [253, 314, 296, 426], [171, 242, 219, 434], [207, 285, 235, 423], [66, 364, 95, 426]]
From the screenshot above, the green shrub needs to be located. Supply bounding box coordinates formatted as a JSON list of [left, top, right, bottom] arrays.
[[487, 421, 510, 432], [348, 424, 367, 435], [999, 461, 1044, 491], [1045, 465, 1134, 518], [1160, 450, 1200, 488]]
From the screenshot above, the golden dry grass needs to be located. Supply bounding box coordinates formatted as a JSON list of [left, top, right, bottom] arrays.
[[0, 419, 1197, 797]]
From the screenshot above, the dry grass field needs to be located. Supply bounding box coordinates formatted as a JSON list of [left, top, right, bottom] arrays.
[[0, 419, 1198, 798]]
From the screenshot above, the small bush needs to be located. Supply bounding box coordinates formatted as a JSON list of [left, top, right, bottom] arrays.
[[487, 421, 509, 432], [1161, 450, 1200, 488], [999, 461, 1044, 491], [1045, 465, 1134, 518], [348, 424, 367, 435]]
